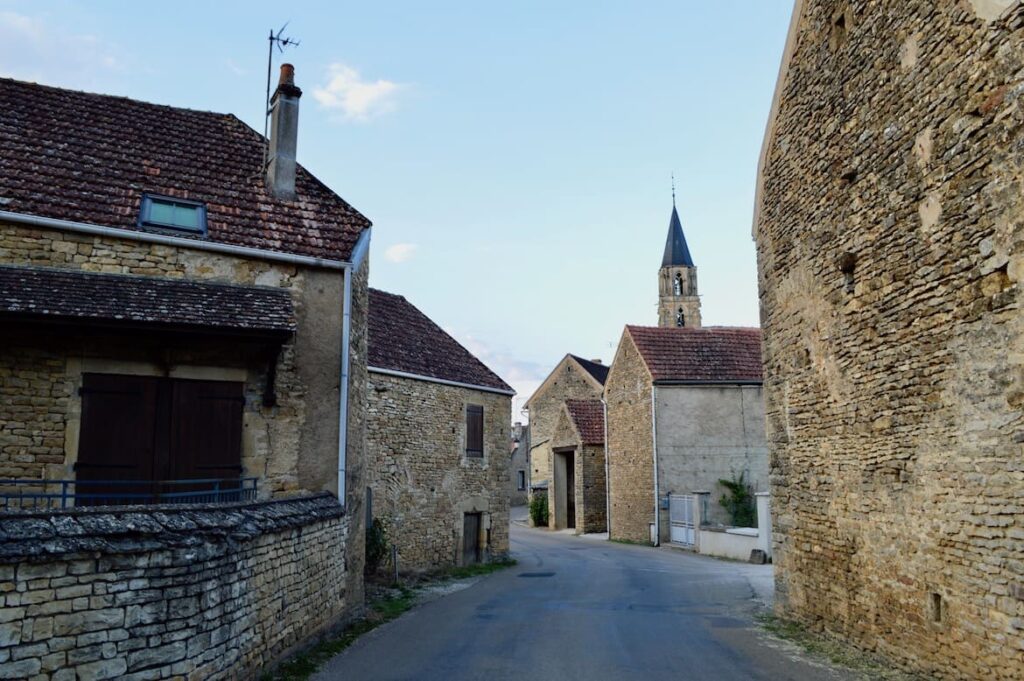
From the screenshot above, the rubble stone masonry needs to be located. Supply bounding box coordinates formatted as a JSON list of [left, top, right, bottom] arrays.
[[755, 1, 1024, 678], [550, 409, 607, 533], [605, 333, 654, 543], [0, 494, 355, 680], [366, 373, 510, 572]]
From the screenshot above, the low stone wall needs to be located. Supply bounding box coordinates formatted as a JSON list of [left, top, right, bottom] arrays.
[[0, 493, 356, 680]]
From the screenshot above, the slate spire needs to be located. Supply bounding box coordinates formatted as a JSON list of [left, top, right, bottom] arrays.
[[661, 201, 694, 268]]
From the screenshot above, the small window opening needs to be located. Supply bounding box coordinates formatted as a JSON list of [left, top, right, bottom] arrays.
[[517, 470, 526, 491], [830, 10, 849, 51], [466, 404, 484, 458], [673, 273, 683, 296], [675, 308, 685, 327], [139, 194, 207, 235], [838, 251, 857, 293], [929, 592, 943, 623]]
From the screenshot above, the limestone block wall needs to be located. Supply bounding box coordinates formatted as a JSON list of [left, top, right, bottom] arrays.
[[550, 409, 607, 533], [525, 358, 602, 512], [0, 494, 357, 680], [605, 334, 654, 543], [654, 385, 768, 531], [366, 372, 510, 572], [755, 2, 1024, 678], [0, 222, 358, 497]]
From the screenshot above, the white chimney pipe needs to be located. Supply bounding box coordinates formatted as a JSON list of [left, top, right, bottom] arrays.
[[266, 63, 301, 200]]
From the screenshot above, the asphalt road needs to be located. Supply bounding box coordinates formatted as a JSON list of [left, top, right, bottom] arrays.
[[313, 521, 856, 681]]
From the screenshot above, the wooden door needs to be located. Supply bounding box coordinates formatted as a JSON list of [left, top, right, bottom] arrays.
[[76, 374, 161, 503], [462, 513, 481, 565], [566, 452, 576, 530]]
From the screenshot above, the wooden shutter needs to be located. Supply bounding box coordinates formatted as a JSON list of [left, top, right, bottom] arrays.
[[466, 405, 484, 457], [168, 378, 244, 482]]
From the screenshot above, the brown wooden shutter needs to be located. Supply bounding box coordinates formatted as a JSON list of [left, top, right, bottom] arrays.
[[466, 404, 484, 457], [168, 379, 244, 482]]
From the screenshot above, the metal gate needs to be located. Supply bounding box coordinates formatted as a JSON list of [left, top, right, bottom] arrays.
[[669, 494, 695, 546]]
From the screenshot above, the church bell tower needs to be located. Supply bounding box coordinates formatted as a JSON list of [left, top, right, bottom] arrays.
[[657, 191, 701, 328]]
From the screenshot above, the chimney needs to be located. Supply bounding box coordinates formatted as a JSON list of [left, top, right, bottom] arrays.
[[266, 64, 302, 200], [591, 359, 603, 365]]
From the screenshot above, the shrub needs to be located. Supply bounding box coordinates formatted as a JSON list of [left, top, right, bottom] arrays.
[[365, 517, 389, 575], [529, 492, 549, 526], [718, 473, 756, 528]]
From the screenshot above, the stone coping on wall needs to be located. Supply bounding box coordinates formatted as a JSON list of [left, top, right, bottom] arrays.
[[0, 492, 343, 562]]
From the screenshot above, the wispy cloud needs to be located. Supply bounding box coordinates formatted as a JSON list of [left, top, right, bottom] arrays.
[[384, 243, 418, 263], [225, 58, 247, 77], [0, 11, 125, 87], [313, 63, 403, 121], [449, 331, 550, 422]]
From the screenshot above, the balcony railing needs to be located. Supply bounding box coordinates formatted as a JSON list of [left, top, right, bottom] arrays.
[[0, 477, 259, 510]]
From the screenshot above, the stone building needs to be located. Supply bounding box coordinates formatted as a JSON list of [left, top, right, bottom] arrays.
[[522, 354, 608, 526], [549, 399, 607, 533], [605, 325, 765, 544], [0, 68, 371, 676], [510, 422, 529, 506], [657, 198, 702, 328], [754, 1, 1024, 678], [366, 288, 513, 572]]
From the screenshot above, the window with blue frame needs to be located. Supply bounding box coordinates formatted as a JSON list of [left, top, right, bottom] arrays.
[[138, 194, 207, 235]]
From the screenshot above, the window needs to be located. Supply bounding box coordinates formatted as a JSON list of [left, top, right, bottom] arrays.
[[673, 272, 682, 296], [465, 404, 484, 458], [139, 193, 207, 235], [676, 308, 685, 327], [517, 470, 526, 491]]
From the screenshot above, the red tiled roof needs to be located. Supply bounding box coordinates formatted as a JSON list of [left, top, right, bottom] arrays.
[[626, 326, 763, 383], [368, 289, 513, 393], [0, 265, 295, 335], [564, 399, 604, 445], [0, 77, 370, 261]]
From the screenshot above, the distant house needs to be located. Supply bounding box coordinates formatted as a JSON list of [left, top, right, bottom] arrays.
[[550, 399, 607, 533], [510, 422, 530, 506], [366, 289, 514, 571], [605, 325, 766, 545], [0, 68, 371, 676], [522, 354, 608, 528]]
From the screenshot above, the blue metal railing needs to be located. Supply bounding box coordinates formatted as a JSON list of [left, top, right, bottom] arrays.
[[0, 477, 259, 510]]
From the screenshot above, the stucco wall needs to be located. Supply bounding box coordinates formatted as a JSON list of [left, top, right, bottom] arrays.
[[605, 333, 654, 543], [654, 385, 767, 533], [0, 222, 355, 499], [754, 2, 1024, 678], [366, 372, 510, 572]]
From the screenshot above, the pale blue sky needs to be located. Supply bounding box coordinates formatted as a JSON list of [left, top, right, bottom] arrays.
[[0, 1, 792, 414]]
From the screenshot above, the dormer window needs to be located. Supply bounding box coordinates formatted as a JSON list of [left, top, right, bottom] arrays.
[[139, 194, 207, 235]]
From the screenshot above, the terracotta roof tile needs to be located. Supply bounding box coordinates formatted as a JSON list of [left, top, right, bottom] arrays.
[[368, 289, 512, 393], [0, 77, 370, 261], [626, 325, 763, 383], [0, 265, 295, 334], [565, 399, 604, 445]]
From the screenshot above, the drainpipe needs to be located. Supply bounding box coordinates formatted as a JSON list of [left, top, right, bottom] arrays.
[[337, 227, 372, 508], [601, 397, 610, 536], [650, 385, 660, 546]]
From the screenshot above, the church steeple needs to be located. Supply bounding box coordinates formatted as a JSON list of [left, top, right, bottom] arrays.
[[657, 188, 701, 328]]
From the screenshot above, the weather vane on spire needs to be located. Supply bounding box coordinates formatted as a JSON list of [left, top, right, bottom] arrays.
[[671, 172, 676, 207]]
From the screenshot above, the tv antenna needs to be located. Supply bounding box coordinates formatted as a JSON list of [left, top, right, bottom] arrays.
[[263, 23, 301, 166]]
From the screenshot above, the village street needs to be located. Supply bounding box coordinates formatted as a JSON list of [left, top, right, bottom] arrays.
[[313, 516, 855, 681]]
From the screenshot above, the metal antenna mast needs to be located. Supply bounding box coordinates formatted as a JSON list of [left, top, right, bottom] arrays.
[[263, 23, 300, 167]]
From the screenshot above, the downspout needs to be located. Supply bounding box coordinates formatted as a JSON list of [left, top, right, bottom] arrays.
[[601, 397, 610, 536], [337, 227, 372, 508], [650, 385, 660, 546]]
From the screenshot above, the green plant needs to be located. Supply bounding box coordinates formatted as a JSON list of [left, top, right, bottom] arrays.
[[718, 472, 755, 527], [364, 517, 390, 576], [528, 492, 549, 526]]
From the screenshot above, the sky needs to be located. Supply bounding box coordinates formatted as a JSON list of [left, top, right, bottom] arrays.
[[0, 1, 793, 418]]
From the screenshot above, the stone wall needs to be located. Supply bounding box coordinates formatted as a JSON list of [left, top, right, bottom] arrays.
[[0, 222, 355, 498], [0, 494, 356, 680], [366, 372, 510, 572], [605, 332, 654, 543], [754, 2, 1024, 678], [524, 357, 603, 522], [550, 408, 607, 533], [509, 424, 529, 507], [654, 385, 768, 531]]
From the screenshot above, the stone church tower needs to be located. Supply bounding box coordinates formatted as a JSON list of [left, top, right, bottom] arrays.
[[657, 199, 701, 327]]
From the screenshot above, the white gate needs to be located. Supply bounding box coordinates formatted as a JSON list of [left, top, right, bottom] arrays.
[[669, 494, 695, 546]]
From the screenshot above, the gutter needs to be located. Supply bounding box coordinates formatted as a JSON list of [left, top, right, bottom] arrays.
[[338, 227, 372, 508], [601, 396, 610, 537], [650, 385, 660, 546], [0, 209, 353, 271], [367, 366, 515, 396]]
